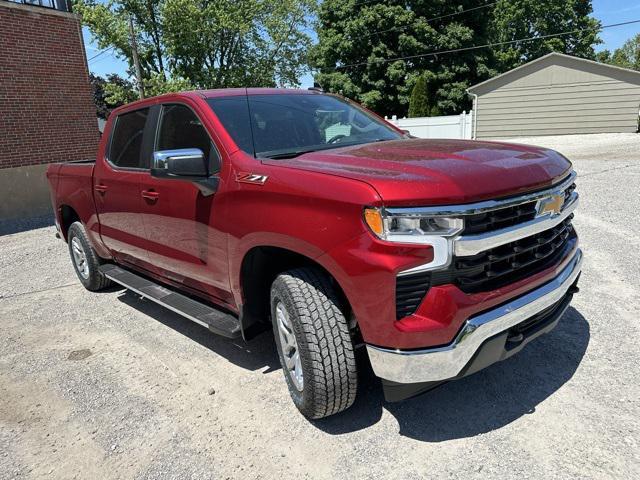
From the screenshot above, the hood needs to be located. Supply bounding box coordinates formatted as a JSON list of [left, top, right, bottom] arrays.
[[263, 138, 572, 205]]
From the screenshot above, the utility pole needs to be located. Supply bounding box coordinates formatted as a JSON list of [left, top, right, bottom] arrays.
[[128, 15, 145, 99]]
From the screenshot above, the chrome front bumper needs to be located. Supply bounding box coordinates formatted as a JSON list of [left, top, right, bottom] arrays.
[[367, 248, 583, 384]]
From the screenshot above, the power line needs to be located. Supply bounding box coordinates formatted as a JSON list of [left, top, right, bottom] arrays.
[[359, 2, 498, 38], [330, 19, 640, 70], [88, 54, 112, 67], [88, 46, 115, 63], [351, 0, 389, 7]]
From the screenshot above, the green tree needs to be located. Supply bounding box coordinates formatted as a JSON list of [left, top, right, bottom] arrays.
[[313, 0, 601, 117], [312, 1, 499, 117], [408, 74, 439, 117], [89, 73, 111, 119], [597, 34, 640, 70], [490, 0, 600, 71], [75, 0, 167, 79], [75, 0, 315, 96], [89, 73, 137, 118], [103, 74, 139, 106], [595, 49, 612, 64], [162, 0, 314, 88]]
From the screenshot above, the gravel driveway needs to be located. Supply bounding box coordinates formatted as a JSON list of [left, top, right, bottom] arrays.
[[1, 134, 639, 479]]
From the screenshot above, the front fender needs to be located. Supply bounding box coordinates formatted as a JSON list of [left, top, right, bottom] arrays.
[[224, 154, 383, 307]]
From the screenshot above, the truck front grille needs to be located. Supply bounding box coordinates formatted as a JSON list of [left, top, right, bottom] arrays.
[[396, 220, 576, 319], [462, 183, 577, 236], [394, 176, 578, 320], [433, 216, 576, 293], [463, 201, 538, 235]]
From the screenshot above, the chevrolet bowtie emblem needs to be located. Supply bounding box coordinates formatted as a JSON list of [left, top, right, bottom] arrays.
[[538, 194, 565, 216]]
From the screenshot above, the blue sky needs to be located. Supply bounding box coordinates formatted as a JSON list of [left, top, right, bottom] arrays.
[[85, 0, 640, 88]]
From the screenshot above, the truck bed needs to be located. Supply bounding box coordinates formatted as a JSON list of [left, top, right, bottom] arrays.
[[46, 160, 97, 238]]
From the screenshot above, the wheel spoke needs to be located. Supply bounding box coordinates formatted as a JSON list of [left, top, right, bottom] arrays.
[[293, 353, 302, 380], [275, 301, 304, 391], [71, 237, 90, 279], [284, 352, 296, 370], [277, 320, 292, 344]]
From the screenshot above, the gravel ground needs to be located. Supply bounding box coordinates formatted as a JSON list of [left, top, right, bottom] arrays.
[[507, 132, 640, 162], [1, 135, 639, 479]]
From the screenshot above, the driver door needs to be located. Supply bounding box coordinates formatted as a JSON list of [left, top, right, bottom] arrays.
[[139, 102, 232, 304]]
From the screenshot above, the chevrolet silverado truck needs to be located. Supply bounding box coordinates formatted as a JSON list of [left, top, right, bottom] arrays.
[[47, 88, 582, 419]]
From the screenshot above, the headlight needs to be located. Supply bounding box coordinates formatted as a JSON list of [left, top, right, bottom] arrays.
[[363, 207, 464, 270]]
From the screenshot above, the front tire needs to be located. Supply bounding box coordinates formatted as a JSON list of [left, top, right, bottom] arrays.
[[67, 221, 112, 291], [270, 268, 357, 419]]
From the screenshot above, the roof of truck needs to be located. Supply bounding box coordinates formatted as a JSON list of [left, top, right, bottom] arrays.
[[195, 88, 321, 98], [108, 88, 324, 117]]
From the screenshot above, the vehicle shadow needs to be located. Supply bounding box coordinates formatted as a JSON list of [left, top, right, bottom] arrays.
[[314, 307, 590, 441], [116, 289, 280, 373], [114, 289, 589, 441], [0, 214, 54, 236]]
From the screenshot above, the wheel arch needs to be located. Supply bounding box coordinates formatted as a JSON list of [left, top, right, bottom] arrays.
[[59, 204, 81, 241], [238, 245, 355, 338]]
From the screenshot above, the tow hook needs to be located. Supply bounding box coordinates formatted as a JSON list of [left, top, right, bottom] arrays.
[[506, 332, 524, 344]]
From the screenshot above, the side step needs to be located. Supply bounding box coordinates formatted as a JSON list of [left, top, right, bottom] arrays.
[[99, 264, 241, 339]]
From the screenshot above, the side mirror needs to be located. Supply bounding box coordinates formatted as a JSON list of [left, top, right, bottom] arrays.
[[151, 148, 208, 178], [151, 148, 219, 196], [400, 129, 416, 139]]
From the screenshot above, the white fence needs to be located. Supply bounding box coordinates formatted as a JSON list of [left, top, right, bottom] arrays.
[[385, 111, 473, 139]]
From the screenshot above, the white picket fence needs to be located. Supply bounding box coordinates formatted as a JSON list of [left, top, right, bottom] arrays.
[[385, 111, 473, 139]]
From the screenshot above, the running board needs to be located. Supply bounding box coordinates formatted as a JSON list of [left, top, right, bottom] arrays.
[[100, 264, 241, 339]]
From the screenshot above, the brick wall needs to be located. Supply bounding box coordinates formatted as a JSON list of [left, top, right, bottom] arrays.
[[0, 2, 99, 170]]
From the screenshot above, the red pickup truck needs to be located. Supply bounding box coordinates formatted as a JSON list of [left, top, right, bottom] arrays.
[[47, 88, 581, 419]]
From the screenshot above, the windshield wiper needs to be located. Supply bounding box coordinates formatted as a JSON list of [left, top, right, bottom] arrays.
[[258, 138, 396, 160], [258, 149, 318, 160]]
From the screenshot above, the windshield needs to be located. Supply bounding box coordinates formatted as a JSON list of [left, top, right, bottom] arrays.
[[207, 93, 402, 158]]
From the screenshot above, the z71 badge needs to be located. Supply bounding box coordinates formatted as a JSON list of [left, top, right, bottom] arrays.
[[237, 173, 269, 185]]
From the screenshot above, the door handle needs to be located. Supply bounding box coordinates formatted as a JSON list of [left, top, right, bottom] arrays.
[[94, 184, 108, 195], [141, 189, 160, 201]]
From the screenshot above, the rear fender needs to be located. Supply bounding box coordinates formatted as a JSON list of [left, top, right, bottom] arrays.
[[53, 165, 111, 259]]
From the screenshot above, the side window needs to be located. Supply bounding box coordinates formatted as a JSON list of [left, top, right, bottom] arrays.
[[207, 97, 254, 154], [109, 108, 149, 169], [156, 104, 218, 167]]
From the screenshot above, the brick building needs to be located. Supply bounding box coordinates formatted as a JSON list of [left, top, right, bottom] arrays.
[[0, 0, 99, 220]]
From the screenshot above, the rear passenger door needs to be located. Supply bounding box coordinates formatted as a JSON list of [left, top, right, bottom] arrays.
[[94, 107, 152, 268], [138, 103, 232, 304]]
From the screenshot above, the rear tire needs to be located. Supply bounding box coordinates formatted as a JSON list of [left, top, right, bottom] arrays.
[[67, 221, 112, 291], [270, 268, 357, 419]]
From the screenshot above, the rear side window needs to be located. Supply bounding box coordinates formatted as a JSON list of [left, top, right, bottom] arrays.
[[109, 108, 149, 168], [156, 104, 215, 162]]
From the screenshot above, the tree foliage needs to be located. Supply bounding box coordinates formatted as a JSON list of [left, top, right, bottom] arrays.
[[408, 74, 438, 117], [490, 0, 600, 71], [312, 0, 496, 117], [313, 0, 601, 117], [75, 0, 315, 97], [597, 34, 640, 71], [89, 73, 137, 118]]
